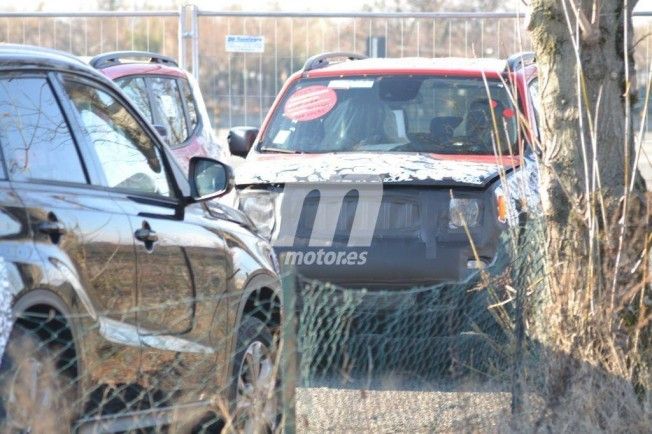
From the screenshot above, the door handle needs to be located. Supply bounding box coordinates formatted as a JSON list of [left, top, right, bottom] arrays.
[[135, 227, 159, 243], [37, 213, 66, 244], [37, 221, 66, 236]]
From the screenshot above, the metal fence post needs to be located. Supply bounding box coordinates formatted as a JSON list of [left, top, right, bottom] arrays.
[[177, 4, 186, 70], [190, 5, 199, 80], [281, 269, 298, 434], [178, 5, 199, 78]]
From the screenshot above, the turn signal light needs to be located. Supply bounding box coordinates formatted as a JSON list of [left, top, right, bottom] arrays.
[[496, 194, 508, 223]]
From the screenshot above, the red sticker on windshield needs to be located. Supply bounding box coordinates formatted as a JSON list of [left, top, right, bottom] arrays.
[[284, 85, 337, 122]]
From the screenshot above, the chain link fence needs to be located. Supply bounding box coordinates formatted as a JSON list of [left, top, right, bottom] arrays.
[[286, 216, 546, 432], [0, 290, 285, 432], [0, 214, 551, 432]]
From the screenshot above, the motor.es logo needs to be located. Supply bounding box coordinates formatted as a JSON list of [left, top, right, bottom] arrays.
[[274, 175, 383, 267]]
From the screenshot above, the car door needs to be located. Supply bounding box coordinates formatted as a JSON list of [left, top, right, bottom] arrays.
[[61, 75, 229, 336], [61, 74, 232, 394], [0, 72, 141, 381], [0, 98, 39, 322]]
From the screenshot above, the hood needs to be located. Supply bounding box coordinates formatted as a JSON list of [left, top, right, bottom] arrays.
[[236, 152, 517, 188]]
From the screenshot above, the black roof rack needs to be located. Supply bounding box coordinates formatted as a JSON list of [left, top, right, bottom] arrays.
[[302, 52, 367, 73], [89, 51, 178, 69], [505, 51, 535, 72]]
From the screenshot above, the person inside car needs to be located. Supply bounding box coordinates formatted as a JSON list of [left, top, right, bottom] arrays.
[[465, 98, 502, 153]]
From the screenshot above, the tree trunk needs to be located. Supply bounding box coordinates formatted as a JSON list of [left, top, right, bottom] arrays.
[[528, 0, 642, 302], [526, 0, 650, 426]]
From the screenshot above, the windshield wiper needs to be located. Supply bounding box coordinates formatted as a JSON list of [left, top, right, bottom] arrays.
[[259, 146, 302, 154]]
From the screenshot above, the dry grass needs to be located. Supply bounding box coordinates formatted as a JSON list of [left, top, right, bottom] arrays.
[[0, 331, 73, 433]]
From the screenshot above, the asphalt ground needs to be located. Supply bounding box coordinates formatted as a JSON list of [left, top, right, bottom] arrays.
[[295, 377, 514, 433]]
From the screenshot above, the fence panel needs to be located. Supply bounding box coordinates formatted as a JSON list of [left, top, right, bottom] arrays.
[[0, 11, 180, 59], [195, 11, 531, 132]]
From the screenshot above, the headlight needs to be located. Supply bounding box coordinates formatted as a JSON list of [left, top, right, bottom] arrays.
[[239, 191, 275, 239], [449, 198, 480, 229]]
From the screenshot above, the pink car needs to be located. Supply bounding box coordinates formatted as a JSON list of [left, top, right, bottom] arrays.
[[89, 51, 228, 171]]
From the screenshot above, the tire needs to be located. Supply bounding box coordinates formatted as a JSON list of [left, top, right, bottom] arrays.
[[227, 316, 282, 434], [0, 327, 74, 433]]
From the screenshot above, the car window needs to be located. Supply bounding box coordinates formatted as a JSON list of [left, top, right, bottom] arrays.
[[116, 76, 153, 122], [178, 78, 198, 132], [0, 76, 86, 183], [148, 77, 188, 147], [262, 76, 518, 155], [63, 79, 173, 198]]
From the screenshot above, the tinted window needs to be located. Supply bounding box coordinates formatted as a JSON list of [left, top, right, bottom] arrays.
[[149, 77, 188, 147], [179, 78, 198, 132], [116, 76, 153, 122], [63, 79, 173, 197], [0, 77, 86, 183]]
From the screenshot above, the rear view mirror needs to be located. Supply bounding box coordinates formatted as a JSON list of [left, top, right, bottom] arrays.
[[188, 157, 233, 202], [228, 126, 258, 157], [378, 76, 423, 101]]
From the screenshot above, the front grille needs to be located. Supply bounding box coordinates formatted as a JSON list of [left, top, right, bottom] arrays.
[[297, 193, 422, 240], [376, 198, 420, 231]]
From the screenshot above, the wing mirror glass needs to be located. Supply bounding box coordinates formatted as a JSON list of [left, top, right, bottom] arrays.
[[188, 157, 234, 202]]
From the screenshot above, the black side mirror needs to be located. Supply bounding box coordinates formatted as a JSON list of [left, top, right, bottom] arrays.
[[228, 126, 258, 157], [188, 157, 234, 202]]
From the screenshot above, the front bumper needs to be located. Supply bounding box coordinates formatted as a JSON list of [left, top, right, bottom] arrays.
[[277, 235, 498, 289]]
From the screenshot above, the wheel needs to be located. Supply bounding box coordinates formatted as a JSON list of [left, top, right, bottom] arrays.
[[228, 316, 282, 434], [0, 327, 74, 433]]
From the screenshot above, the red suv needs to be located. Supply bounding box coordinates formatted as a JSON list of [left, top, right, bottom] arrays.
[[232, 52, 541, 288], [89, 51, 228, 171]]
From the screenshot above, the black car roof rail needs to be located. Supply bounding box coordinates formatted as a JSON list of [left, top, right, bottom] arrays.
[[302, 51, 367, 73], [90, 51, 178, 69], [505, 51, 535, 72], [1, 43, 87, 65]]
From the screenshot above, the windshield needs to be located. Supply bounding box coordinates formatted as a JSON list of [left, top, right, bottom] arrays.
[[260, 75, 518, 155]]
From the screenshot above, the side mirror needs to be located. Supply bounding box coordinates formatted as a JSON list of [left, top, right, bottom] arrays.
[[228, 126, 258, 158], [188, 157, 234, 202]]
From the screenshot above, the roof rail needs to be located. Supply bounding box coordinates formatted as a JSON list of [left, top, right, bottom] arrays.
[[89, 51, 178, 69], [505, 51, 535, 72], [0, 43, 86, 65], [302, 51, 367, 73]]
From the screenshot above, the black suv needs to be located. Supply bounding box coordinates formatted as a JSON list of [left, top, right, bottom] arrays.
[[0, 45, 281, 432]]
